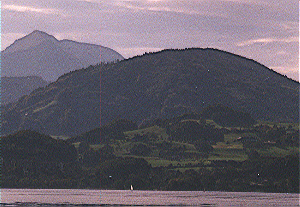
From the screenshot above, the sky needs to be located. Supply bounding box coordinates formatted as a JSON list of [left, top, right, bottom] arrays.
[[1, 0, 299, 81]]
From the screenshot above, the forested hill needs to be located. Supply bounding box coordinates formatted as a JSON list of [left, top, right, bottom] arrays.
[[2, 48, 299, 136]]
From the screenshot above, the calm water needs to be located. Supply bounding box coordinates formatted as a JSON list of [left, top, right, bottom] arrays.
[[0, 189, 299, 207]]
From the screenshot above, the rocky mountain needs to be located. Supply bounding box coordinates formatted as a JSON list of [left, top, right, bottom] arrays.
[[1, 76, 49, 105], [2, 48, 299, 136], [1, 30, 124, 81]]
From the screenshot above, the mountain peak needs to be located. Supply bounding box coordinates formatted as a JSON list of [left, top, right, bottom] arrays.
[[1, 31, 124, 81], [29, 30, 54, 37], [3, 30, 58, 54]]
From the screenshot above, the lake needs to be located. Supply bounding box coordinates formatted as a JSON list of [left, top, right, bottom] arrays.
[[0, 189, 299, 207]]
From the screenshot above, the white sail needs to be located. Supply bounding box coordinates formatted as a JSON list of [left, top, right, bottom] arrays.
[[130, 185, 133, 190]]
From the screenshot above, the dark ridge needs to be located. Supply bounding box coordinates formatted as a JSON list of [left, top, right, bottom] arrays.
[[1, 47, 298, 136], [124, 48, 298, 83]]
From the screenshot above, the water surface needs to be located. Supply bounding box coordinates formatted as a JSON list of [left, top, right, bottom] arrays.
[[1, 189, 299, 207]]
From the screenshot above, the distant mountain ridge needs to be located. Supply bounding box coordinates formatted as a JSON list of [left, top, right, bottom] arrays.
[[2, 30, 124, 81], [2, 48, 298, 136]]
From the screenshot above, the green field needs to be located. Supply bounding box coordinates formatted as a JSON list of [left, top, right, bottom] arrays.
[[70, 117, 299, 173]]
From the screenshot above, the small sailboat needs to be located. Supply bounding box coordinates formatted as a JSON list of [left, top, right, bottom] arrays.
[[130, 185, 134, 191]]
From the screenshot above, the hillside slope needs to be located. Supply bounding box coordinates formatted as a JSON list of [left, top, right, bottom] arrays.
[[2, 48, 298, 136], [1, 76, 49, 104]]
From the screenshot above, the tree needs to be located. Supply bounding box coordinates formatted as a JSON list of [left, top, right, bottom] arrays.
[[130, 143, 152, 156], [194, 140, 213, 153], [167, 120, 224, 144], [202, 104, 256, 127]]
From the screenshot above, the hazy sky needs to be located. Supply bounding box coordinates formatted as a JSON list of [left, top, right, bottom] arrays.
[[2, 0, 299, 81]]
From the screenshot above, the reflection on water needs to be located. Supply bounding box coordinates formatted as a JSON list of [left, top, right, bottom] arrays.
[[0, 189, 299, 207]]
